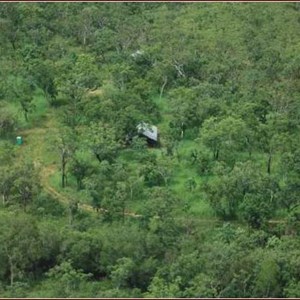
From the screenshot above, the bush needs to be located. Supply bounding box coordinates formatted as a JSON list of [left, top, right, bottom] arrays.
[[0, 108, 17, 137], [31, 192, 66, 217]]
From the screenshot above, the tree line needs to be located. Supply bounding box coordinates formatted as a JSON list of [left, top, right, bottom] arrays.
[[0, 2, 300, 297]]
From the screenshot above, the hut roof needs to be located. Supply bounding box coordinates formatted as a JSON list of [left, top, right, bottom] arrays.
[[137, 122, 158, 142]]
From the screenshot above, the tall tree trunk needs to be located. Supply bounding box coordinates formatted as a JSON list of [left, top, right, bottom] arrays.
[[159, 76, 168, 99], [24, 110, 28, 122], [267, 153, 272, 174], [62, 172, 66, 188], [249, 150, 252, 158], [8, 255, 15, 286], [61, 152, 67, 188], [95, 153, 102, 164], [181, 122, 184, 139], [69, 208, 73, 226], [62, 171, 65, 188], [214, 149, 219, 160], [83, 33, 86, 46]]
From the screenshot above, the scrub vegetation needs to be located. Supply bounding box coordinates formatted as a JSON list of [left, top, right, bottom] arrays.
[[0, 2, 300, 297]]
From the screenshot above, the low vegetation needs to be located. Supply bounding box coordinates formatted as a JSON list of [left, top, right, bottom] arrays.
[[0, 2, 300, 297]]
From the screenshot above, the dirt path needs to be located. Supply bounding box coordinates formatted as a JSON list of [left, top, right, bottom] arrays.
[[19, 114, 72, 205], [18, 113, 291, 225], [19, 113, 143, 217]]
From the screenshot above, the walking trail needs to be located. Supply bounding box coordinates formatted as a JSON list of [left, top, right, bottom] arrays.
[[18, 112, 288, 225], [19, 113, 141, 217]]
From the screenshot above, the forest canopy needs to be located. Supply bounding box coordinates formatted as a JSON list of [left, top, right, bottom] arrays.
[[0, 2, 300, 297]]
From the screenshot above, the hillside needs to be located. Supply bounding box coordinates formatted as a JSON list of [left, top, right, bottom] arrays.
[[0, 2, 300, 297]]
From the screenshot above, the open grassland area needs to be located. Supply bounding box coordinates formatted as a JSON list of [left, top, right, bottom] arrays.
[[1, 2, 300, 298]]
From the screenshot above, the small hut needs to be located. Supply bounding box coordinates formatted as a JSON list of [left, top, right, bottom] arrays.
[[137, 122, 159, 147]]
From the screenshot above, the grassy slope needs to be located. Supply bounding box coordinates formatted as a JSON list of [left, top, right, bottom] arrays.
[[13, 91, 284, 222], [12, 91, 214, 220], [152, 95, 215, 218]]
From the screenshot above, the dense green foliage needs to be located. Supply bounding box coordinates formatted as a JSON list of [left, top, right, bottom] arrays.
[[0, 2, 300, 297]]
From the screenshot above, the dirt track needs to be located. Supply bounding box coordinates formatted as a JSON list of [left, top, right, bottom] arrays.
[[19, 113, 290, 224], [20, 115, 142, 217]]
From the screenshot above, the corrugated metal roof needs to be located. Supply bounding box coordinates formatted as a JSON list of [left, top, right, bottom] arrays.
[[137, 122, 158, 142]]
